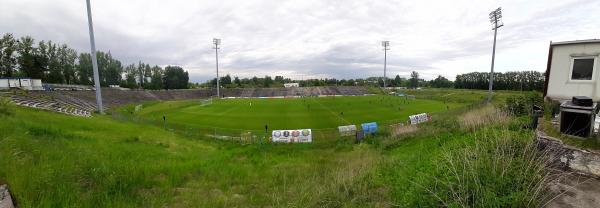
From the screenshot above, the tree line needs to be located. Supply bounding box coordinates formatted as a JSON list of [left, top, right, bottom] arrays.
[[0, 33, 189, 89], [200, 70, 544, 91], [454, 71, 544, 91], [199, 71, 428, 89]]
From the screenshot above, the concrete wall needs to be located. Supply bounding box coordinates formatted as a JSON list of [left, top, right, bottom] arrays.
[[537, 131, 600, 177], [546, 42, 600, 101]]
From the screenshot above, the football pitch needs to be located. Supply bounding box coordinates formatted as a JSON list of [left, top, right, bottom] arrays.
[[128, 95, 462, 132]]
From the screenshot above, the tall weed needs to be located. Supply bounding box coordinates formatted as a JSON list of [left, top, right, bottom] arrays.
[[458, 105, 509, 130], [0, 97, 14, 116], [429, 129, 555, 207]]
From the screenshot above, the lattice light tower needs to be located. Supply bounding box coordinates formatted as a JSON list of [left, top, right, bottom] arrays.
[[213, 38, 221, 98], [382, 41, 390, 88], [487, 7, 504, 103], [85, 0, 104, 114]]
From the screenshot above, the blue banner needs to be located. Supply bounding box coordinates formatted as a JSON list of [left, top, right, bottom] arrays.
[[361, 122, 378, 135]]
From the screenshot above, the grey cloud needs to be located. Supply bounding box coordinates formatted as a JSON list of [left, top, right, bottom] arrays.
[[1, 0, 599, 83]]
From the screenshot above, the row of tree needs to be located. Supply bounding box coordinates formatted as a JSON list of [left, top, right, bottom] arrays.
[[454, 71, 544, 91], [200, 70, 544, 91], [199, 71, 427, 89], [0, 33, 189, 89]]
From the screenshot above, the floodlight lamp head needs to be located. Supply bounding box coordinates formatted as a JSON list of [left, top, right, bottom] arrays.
[[382, 41, 389, 47], [489, 7, 502, 20], [213, 38, 221, 45]]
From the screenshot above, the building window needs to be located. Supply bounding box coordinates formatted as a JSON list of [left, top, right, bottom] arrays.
[[571, 58, 595, 80]]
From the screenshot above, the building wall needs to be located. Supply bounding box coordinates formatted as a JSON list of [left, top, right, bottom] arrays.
[[32, 79, 43, 90], [546, 43, 600, 101], [0, 78, 43, 90], [284, 83, 299, 88], [0, 79, 8, 88], [8, 79, 19, 88]]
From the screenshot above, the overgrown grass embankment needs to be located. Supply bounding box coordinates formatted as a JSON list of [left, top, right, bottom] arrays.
[[0, 89, 555, 207], [0, 106, 388, 207], [373, 103, 556, 207]]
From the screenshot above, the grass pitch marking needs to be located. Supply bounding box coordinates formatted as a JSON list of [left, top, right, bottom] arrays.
[[310, 97, 352, 125]]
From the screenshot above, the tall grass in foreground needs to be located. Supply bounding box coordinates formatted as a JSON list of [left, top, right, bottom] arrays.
[[429, 106, 556, 207], [458, 105, 509, 130], [431, 131, 553, 207]]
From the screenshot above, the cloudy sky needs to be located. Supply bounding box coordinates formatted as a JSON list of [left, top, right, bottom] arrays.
[[1, 0, 599, 82]]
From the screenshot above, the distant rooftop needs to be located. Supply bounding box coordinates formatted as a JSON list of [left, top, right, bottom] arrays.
[[551, 39, 600, 46]]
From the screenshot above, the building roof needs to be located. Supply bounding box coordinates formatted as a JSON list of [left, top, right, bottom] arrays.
[[551, 39, 600, 46]]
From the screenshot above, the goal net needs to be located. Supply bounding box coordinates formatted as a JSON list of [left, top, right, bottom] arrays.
[[200, 97, 213, 106]]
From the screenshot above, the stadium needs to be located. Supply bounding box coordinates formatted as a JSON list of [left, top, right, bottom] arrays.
[[0, 85, 552, 207], [4, 86, 461, 139], [2, 1, 600, 207]]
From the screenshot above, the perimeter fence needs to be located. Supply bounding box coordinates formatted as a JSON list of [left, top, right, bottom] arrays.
[[110, 111, 421, 144]]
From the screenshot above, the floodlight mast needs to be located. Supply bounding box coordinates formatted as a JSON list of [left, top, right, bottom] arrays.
[[382, 41, 390, 88], [85, 0, 104, 114], [213, 38, 221, 98], [487, 7, 503, 103]]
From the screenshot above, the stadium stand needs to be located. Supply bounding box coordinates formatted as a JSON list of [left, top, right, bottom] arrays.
[[1, 86, 370, 116], [240, 88, 255, 97], [7, 93, 93, 117]]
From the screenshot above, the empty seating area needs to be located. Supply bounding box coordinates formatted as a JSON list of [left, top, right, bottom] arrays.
[[335, 86, 370, 95], [2, 86, 370, 117], [213, 86, 368, 98], [239, 88, 255, 97], [7, 94, 92, 117]]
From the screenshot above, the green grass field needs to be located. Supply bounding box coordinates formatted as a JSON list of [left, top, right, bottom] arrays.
[[0, 89, 549, 207], [126, 95, 461, 132]]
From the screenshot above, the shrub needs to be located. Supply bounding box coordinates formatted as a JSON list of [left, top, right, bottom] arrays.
[[503, 92, 543, 116], [0, 97, 15, 116], [543, 100, 561, 119]]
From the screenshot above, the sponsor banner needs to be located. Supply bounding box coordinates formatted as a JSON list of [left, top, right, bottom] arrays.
[[361, 122, 378, 135], [272, 129, 312, 143], [409, 113, 429, 125], [338, 125, 357, 136]]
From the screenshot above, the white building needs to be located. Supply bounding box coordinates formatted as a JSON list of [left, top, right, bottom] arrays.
[[0, 78, 43, 90], [544, 39, 600, 101], [284, 83, 299, 88]]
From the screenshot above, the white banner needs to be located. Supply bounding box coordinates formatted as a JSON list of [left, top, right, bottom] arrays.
[[409, 113, 429, 125], [272, 129, 312, 143], [338, 125, 357, 136]]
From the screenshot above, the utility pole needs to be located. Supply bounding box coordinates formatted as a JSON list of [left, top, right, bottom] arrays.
[[138, 62, 144, 89], [213, 38, 221, 98], [382, 41, 390, 89], [85, 0, 104, 113], [488, 7, 503, 103]]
